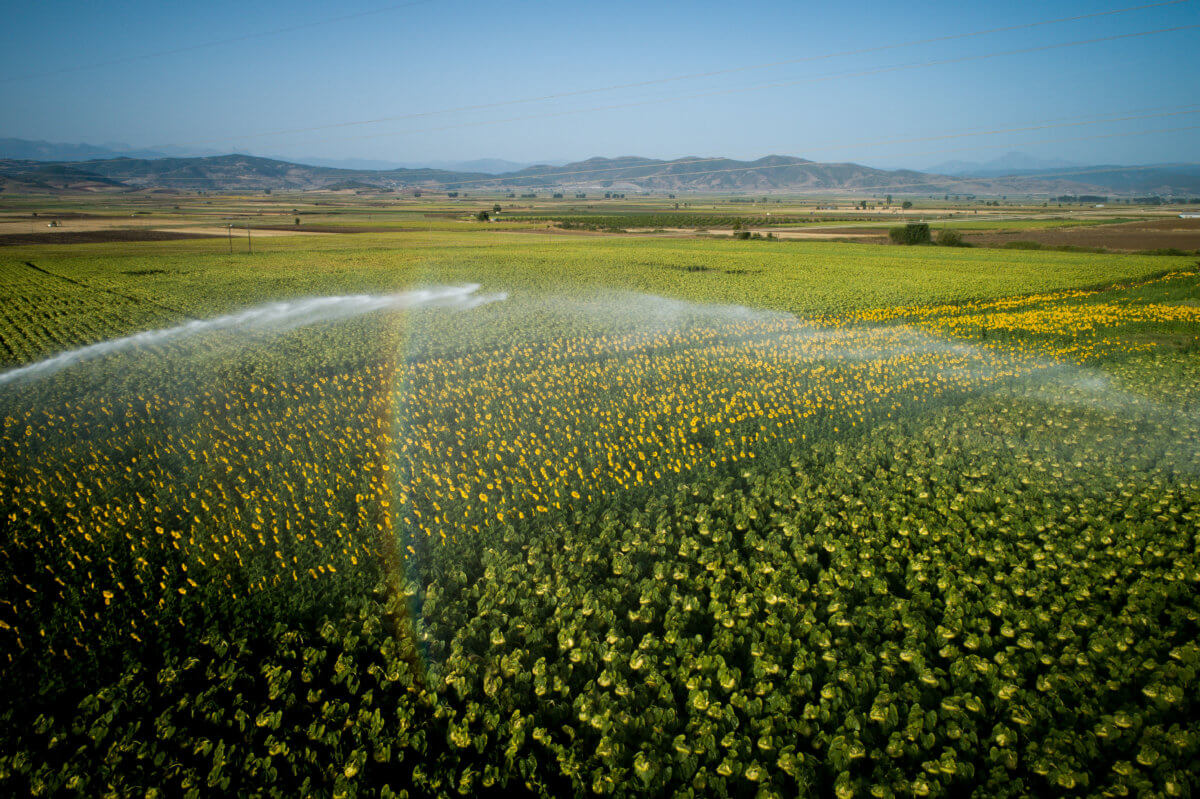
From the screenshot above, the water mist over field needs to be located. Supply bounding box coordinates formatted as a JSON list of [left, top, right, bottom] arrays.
[[1, 283, 1191, 447], [0, 286, 1185, 457], [0, 285, 507, 388]]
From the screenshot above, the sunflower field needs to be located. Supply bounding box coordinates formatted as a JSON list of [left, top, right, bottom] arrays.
[[0, 251, 1197, 797]]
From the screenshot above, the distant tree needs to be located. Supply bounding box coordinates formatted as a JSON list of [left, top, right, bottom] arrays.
[[493, 204, 501, 213], [886, 194, 893, 205], [889, 223, 931, 245], [936, 229, 969, 247], [294, 217, 300, 226], [901, 200, 913, 209], [475, 210, 490, 221]]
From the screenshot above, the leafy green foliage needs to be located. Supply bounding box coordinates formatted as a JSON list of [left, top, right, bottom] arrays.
[[935, 230, 970, 248], [0, 239, 1197, 797], [889, 224, 932, 246], [3, 384, 1197, 797]]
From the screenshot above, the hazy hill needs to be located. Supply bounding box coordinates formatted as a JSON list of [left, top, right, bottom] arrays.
[[64, 154, 491, 191], [985, 164, 1200, 196], [0, 139, 553, 176], [924, 152, 1200, 194], [1, 150, 1195, 196], [0, 137, 229, 162], [926, 152, 1080, 177], [484, 155, 1107, 195], [0, 160, 130, 192], [494, 155, 911, 191], [282, 156, 548, 173], [0, 138, 164, 161]]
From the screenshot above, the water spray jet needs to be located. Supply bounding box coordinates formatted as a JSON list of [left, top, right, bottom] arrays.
[[0, 285, 506, 388]]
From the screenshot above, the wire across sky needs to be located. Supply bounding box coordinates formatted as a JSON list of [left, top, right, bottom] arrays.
[[2, 0, 1196, 168]]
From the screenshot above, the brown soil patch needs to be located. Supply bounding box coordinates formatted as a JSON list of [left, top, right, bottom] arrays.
[[775, 227, 889, 240], [157, 227, 332, 238], [497, 227, 631, 237], [1125, 218, 1200, 232], [0, 229, 224, 246], [254, 224, 375, 234], [705, 227, 888, 241], [965, 219, 1200, 252], [0, 216, 185, 234], [15, 212, 126, 221]]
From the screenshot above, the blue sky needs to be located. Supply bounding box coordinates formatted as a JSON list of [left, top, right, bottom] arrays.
[[1, 0, 1197, 168]]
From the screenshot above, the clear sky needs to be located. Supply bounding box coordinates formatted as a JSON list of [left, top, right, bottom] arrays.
[[1, 0, 1197, 168]]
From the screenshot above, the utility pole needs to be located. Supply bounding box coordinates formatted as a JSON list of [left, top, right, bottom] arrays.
[[246, 222, 252, 254]]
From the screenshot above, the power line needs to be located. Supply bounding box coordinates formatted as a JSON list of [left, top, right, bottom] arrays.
[[91, 129, 1200, 192], [873, 124, 1200, 166], [0, 0, 438, 83], [288, 24, 1200, 149], [620, 133, 1200, 195], [85, 106, 1199, 184], [196, 0, 1192, 144], [414, 106, 1200, 188], [771, 107, 1200, 154], [487, 156, 1200, 197]]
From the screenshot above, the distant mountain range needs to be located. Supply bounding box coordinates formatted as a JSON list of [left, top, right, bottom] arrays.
[[2, 148, 1198, 196], [925, 151, 1081, 177], [974, 164, 1200, 194], [0, 138, 226, 162], [0, 154, 494, 193], [491, 155, 937, 192], [0, 139, 551, 175], [267, 156, 558, 173]]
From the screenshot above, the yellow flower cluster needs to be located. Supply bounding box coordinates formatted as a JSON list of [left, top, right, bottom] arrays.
[[934, 302, 1200, 337], [392, 319, 1040, 547], [0, 372, 392, 659], [849, 269, 1197, 327], [2, 269, 1192, 663]]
